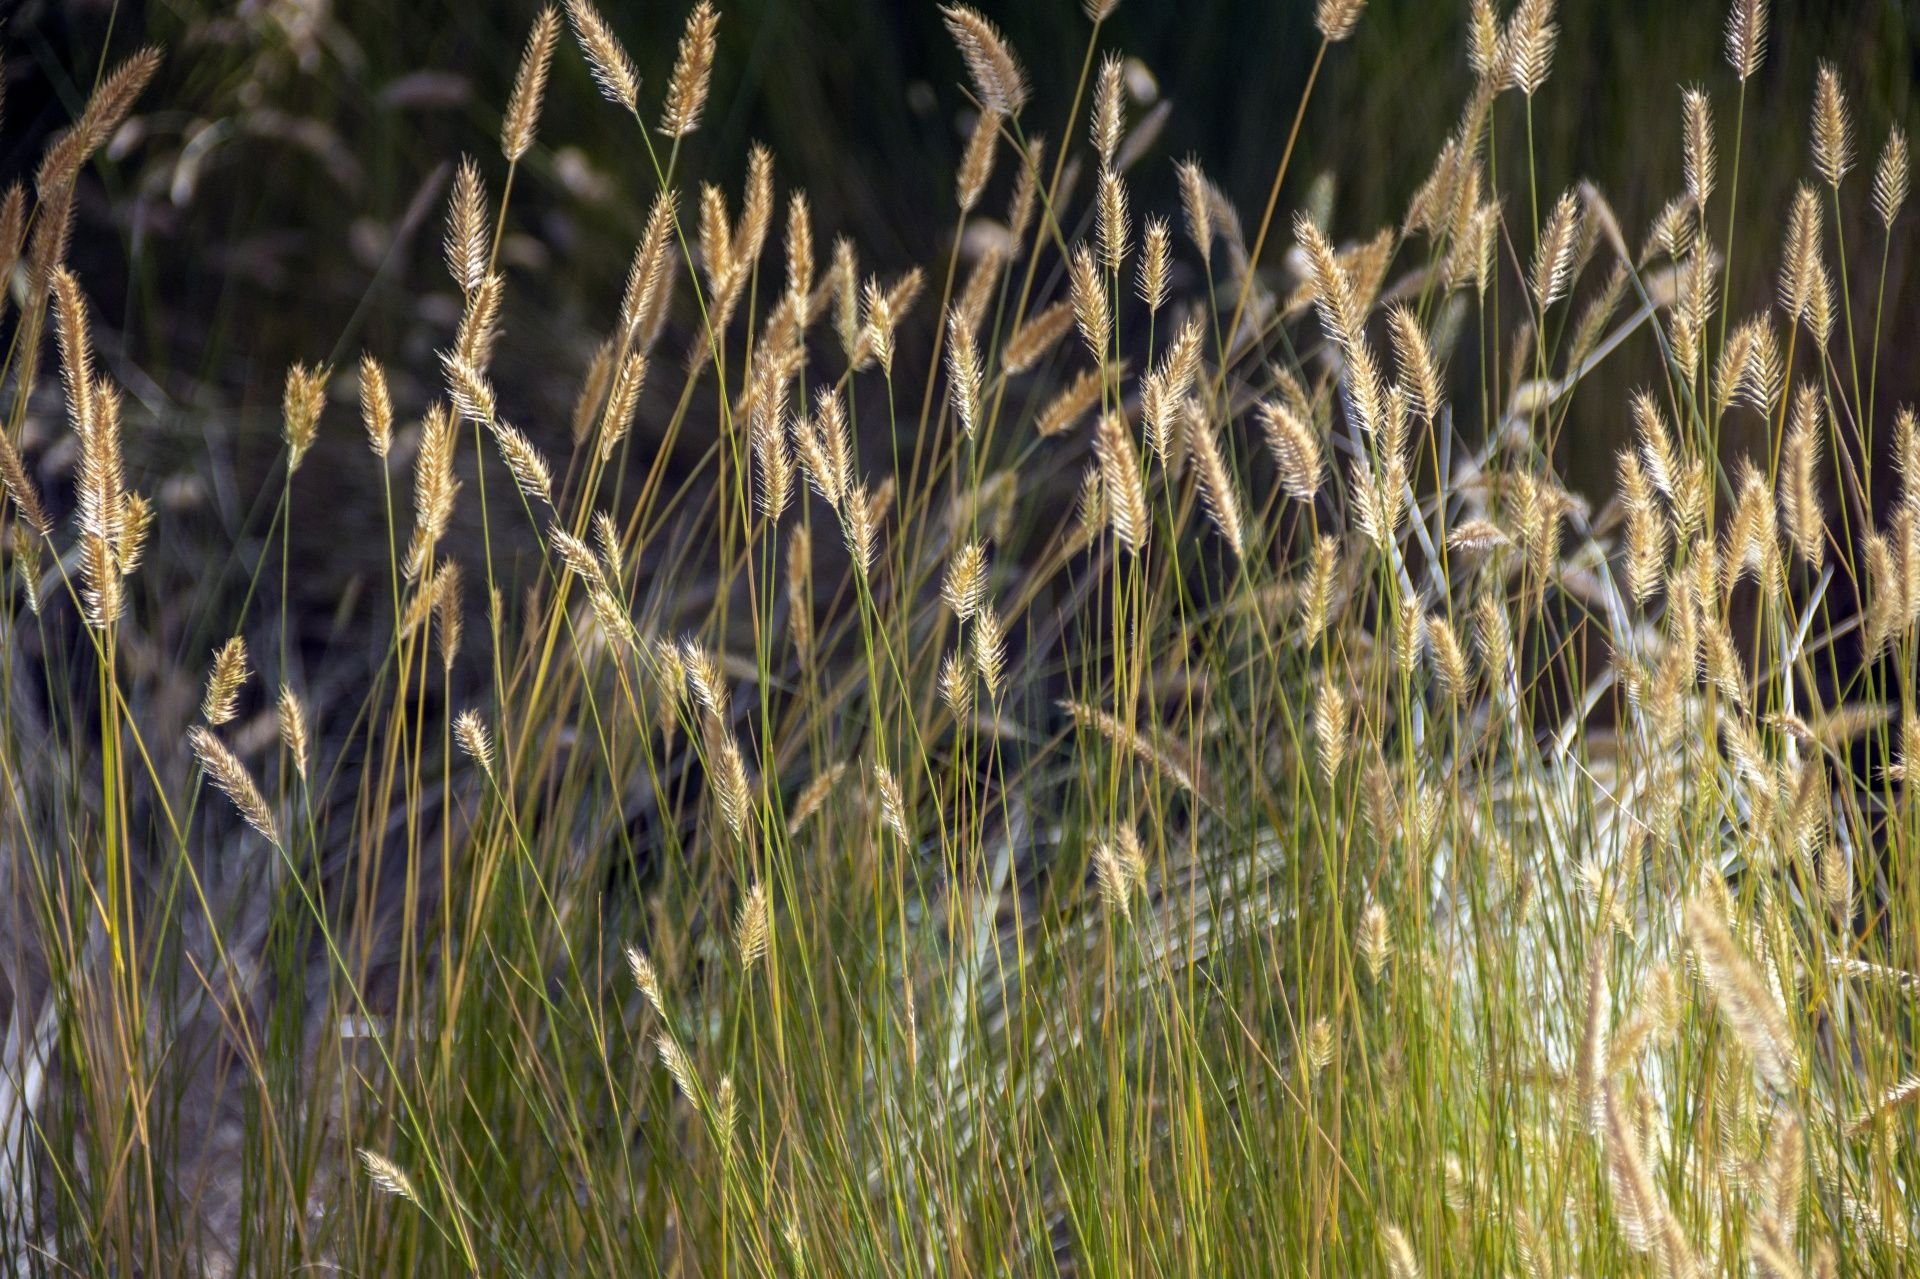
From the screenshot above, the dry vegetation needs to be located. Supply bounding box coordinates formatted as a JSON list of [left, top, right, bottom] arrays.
[[2, 0, 1919, 1273]]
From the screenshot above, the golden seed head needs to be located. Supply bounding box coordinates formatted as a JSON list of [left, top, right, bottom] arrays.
[[454, 708, 495, 779], [659, 0, 720, 138], [566, 0, 641, 111], [940, 5, 1030, 116], [1315, 0, 1367, 43], [625, 945, 665, 1016], [1097, 167, 1130, 273], [957, 108, 1001, 212], [973, 604, 1006, 698], [201, 636, 250, 727], [189, 725, 280, 847], [1874, 125, 1909, 229], [358, 354, 393, 458], [1069, 245, 1110, 362], [943, 540, 989, 620], [1138, 215, 1171, 313], [357, 1150, 419, 1204], [1091, 53, 1124, 169], [1725, 0, 1766, 82], [1811, 61, 1852, 188], [281, 361, 329, 472], [1505, 0, 1556, 96], [735, 881, 769, 970], [277, 686, 311, 784], [503, 7, 561, 161], [1093, 412, 1149, 554], [945, 307, 983, 439]]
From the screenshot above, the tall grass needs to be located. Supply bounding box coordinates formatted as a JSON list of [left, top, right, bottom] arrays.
[[2, 0, 1917, 1274]]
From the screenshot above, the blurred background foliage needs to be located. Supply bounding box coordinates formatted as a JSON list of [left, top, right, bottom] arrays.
[[6, 0, 1917, 513]]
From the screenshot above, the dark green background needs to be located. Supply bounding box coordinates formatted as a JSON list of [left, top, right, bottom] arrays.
[[8, 0, 1918, 494]]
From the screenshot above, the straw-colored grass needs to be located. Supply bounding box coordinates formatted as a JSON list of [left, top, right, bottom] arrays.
[[2, 1, 1918, 1275]]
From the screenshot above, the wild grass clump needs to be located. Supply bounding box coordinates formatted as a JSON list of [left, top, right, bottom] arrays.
[[2, 0, 1918, 1274]]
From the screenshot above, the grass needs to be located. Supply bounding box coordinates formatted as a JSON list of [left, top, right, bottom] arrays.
[[2, 0, 1919, 1274]]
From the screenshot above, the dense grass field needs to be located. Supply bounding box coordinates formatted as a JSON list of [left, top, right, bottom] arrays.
[[3, 0, 1919, 1273]]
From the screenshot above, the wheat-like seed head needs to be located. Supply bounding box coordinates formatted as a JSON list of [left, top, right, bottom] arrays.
[[1188, 410, 1245, 560], [0, 428, 50, 537], [445, 156, 488, 296], [972, 603, 1006, 698], [1092, 53, 1124, 169], [201, 637, 250, 726], [1313, 673, 1349, 784], [52, 267, 97, 444], [357, 1150, 420, 1204], [1811, 62, 1851, 188], [592, 351, 645, 464], [1299, 535, 1337, 645], [1002, 300, 1076, 375], [1725, 0, 1766, 82], [1531, 189, 1581, 312], [490, 421, 554, 507], [452, 709, 494, 781], [1090, 834, 1133, 919], [279, 361, 329, 473], [939, 649, 974, 719], [1682, 87, 1715, 211], [1685, 896, 1797, 1094], [1379, 1223, 1419, 1279], [502, 7, 561, 162], [945, 308, 982, 440], [189, 726, 279, 847], [660, 0, 720, 138], [624, 946, 666, 1018], [1602, 1085, 1669, 1259], [785, 760, 845, 836], [1093, 412, 1149, 554], [1385, 305, 1444, 424], [1006, 134, 1045, 244], [843, 480, 877, 576], [1137, 215, 1170, 314], [940, 5, 1030, 116], [1467, 0, 1506, 84], [871, 760, 910, 845], [705, 717, 753, 841], [1505, 0, 1556, 96], [943, 540, 989, 620], [1062, 699, 1204, 798], [1258, 400, 1323, 502], [275, 686, 311, 784], [566, 0, 640, 111], [1315, 0, 1367, 43], [1097, 167, 1130, 273], [357, 354, 393, 458], [1068, 245, 1110, 363], [1305, 1016, 1334, 1076], [1038, 365, 1111, 441], [735, 881, 769, 970], [1358, 901, 1391, 983], [1873, 125, 1908, 229], [956, 108, 1001, 213], [1176, 157, 1214, 270], [657, 1034, 701, 1108], [432, 559, 464, 670]]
